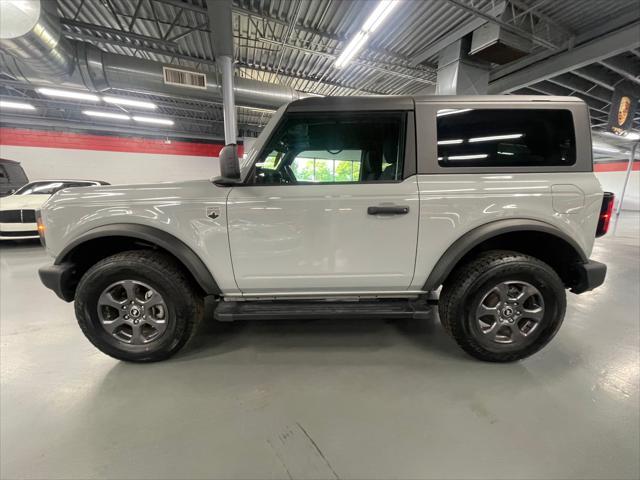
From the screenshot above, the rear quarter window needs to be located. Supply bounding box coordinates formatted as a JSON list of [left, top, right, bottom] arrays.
[[437, 109, 576, 168]]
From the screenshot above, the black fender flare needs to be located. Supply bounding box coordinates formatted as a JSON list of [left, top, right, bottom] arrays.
[[56, 224, 221, 295], [423, 219, 588, 290]]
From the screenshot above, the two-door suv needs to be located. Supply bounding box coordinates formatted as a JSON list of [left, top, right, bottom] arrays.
[[38, 95, 613, 363]]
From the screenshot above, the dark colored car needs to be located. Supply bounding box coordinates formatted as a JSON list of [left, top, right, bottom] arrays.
[[0, 159, 29, 196]]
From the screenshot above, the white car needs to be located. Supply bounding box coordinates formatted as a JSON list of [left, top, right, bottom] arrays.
[[0, 180, 108, 240], [38, 95, 611, 363]]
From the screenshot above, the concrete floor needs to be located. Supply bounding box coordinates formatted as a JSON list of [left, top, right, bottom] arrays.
[[1, 214, 638, 480]]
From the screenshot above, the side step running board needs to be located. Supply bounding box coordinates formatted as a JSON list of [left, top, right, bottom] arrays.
[[214, 299, 434, 322]]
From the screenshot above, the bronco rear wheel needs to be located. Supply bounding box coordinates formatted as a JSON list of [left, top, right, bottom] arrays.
[[75, 250, 203, 362], [439, 250, 566, 362]]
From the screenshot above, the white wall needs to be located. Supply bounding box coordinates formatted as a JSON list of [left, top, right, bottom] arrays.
[[0, 144, 220, 185], [596, 171, 639, 211]]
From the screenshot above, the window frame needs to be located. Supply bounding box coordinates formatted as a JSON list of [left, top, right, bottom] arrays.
[[416, 101, 593, 174], [243, 109, 416, 186]]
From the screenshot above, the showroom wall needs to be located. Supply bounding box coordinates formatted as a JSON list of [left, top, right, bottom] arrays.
[[0, 128, 246, 185], [595, 162, 640, 211]]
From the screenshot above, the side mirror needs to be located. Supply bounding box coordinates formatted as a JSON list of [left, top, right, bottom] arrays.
[[214, 144, 241, 186]]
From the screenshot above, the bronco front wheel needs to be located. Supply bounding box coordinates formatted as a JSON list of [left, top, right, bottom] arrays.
[[75, 250, 203, 362]]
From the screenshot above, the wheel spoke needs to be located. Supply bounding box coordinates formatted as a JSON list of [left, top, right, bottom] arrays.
[[482, 321, 502, 340], [522, 307, 544, 322], [103, 317, 126, 334], [493, 283, 509, 302], [130, 323, 144, 344], [98, 291, 125, 310], [121, 280, 137, 302], [518, 284, 539, 302], [476, 303, 498, 320], [509, 324, 526, 342]]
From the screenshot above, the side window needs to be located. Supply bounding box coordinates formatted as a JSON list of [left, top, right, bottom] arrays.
[[437, 108, 576, 168], [254, 112, 405, 184], [0, 166, 8, 184]]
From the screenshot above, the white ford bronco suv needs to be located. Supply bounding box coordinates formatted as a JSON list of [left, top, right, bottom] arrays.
[[38, 95, 613, 363]]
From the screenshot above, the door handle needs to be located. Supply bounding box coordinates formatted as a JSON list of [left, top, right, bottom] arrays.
[[367, 205, 410, 215]]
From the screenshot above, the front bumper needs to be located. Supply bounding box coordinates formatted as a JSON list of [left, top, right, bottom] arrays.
[[0, 222, 38, 240], [38, 263, 77, 302], [571, 260, 607, 294]]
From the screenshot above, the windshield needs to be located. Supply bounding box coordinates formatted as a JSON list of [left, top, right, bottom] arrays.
[[239, 105, 287, 179], [14, 181, 95, 195]]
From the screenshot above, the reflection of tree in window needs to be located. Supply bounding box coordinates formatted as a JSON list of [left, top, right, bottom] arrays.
[[292, 150, 362, 183]]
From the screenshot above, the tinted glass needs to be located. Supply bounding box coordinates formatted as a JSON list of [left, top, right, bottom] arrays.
[[254, 112, 405, 184], [437, 109, 576, 168]]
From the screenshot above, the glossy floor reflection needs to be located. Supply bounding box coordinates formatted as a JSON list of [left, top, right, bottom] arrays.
[[1, 213, 639, 480]]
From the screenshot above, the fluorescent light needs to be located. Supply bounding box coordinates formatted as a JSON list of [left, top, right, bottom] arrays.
[[335, 32, 368, 68], [498, 151, 515, 156], [469, 133, 523, 143], [437, 108, 472, 117], [132, 115, 174, 126], [448, 154, 489, 160], [241, 106, 277, 114], [437, 139, 463, 145], [103, 96, 157, 110], [0, 100, 35, 110], [334, 0, 398, 69], [361, 0, 399, 33], [83, 110, 131, 121], [37, 88, 100, 102]]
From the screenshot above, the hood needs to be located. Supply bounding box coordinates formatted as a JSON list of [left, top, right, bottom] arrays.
[[45, 179, 226, 208], [0, 193, 50, 210]]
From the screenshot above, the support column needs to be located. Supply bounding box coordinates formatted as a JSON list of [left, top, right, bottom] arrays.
[[219, 55, 237, 144], [207, 0, 237, 145], [436, 37, 489, 95]]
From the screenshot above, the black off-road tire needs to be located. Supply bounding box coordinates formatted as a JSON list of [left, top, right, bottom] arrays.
[[439, 250, 566, 362], [75, 250, 203, 362]]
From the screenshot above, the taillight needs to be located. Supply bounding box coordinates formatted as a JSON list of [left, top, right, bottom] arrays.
[[35, 209, 46, 247], [596, 192, 615, 237]]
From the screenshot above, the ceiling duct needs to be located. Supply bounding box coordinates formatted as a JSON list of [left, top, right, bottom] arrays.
[[469, 3, 533, 65], [0, 0, 308, 109]]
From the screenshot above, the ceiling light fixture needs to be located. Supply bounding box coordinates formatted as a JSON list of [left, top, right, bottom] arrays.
[[334, 0, 399, 69], [83, 110, 131, 121], [469, 133, 523, 143], [37, 88, 100, 102], [0, 100, 35, 110], [132, 116, 174, 126], [103, 96, 157, 109], [437, 139, 463, 145]]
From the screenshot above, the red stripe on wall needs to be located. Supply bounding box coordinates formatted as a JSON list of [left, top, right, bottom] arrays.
[[0, 128, 242, 157], [594, 161, 640, 172]]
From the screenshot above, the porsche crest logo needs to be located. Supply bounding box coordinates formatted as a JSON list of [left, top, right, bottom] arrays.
[[617, 95, 631, 126]]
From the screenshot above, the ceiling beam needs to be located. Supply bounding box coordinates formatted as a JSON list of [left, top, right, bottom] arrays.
[[599, 56, 640, 87], [60, 18, 178, 49], [488, 21, 640, 93], [571, 66, 618, 91], [490, 8, 640, 81]]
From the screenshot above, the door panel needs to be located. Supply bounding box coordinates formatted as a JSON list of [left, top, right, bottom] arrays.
[[227, 178, 420, 293]]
